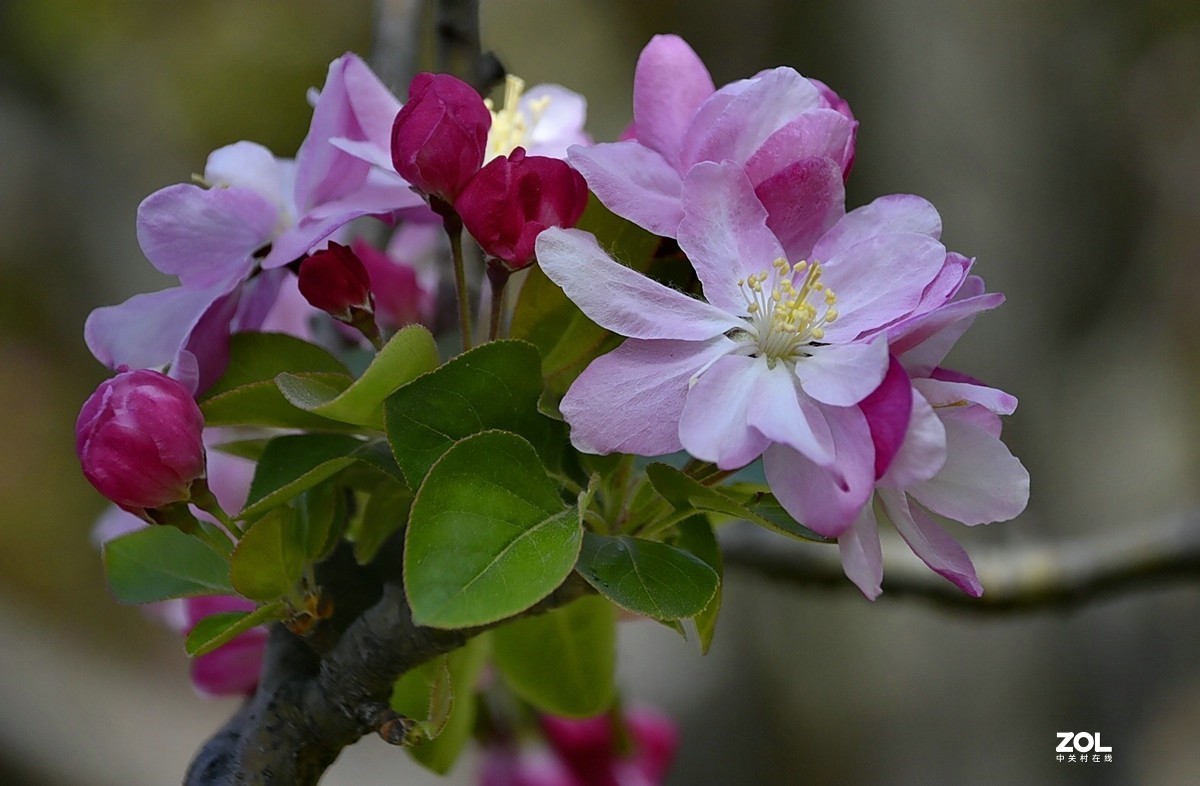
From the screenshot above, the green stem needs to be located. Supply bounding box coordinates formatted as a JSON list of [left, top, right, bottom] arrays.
[[190, 479, 245, 539], [444, 214, 472, 351]]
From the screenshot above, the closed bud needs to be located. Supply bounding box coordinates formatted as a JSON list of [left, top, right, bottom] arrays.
[[298, 242, 375, 322], [456, 147, 589, 271], [75, 369, 207, 517], [391, 73, 492, 207]]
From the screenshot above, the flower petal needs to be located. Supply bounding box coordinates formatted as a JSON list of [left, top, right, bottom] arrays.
[[678, 161, 786, 313], [818, 233, 948, 341], [567, 141, 684, 236], [812, 193, 943, 262], [879, 389, 947, 488], [204, 142, 290, 210], [746, 363, 835, 466], [633, 34, 715, 167], [536, 227, 741, 339], [763, 405, 875, 537], [679, 354, 772, 469], [909, 416, 1030, 525], [754, 156, 845, 265], [912, 377, 1017, 415], [523, 84, 591, 158], [743, 109, 856, 186], [561, 336, 735, 456], [794, 334, 889, 406], [891, 292, 1005, 372], [858, 354, 913, 479], [838, 502, 883, 600], [878, 489, 982, 597], [136, 184, 276, 288], [294, 54, 373, 212]]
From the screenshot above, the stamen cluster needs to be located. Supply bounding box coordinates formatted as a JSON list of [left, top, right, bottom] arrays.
[[738, 257, 838, 366]]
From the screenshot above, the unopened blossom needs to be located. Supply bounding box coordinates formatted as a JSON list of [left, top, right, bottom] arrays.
[[76, 369, 206, 517], [457, 147, 589, 270], [541, 709, 678, 786], [538, 162, 950, 535], [569, 34, 855, 259], [183, 594, 268, 696], [350, 237, 437, 330], [838, 279, 1030, 599], [298, 242, 375, 322], [391, 73, 492, 207]]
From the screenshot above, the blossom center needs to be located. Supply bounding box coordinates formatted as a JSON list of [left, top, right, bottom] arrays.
[[738, 257, 838, 366], [485, 74, 550, 161]]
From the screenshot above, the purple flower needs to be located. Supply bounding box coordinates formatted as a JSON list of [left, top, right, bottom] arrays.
[[537, 162, 949, 536], [457, 147, 589, 270], [76, 369, 206, 517], [839, 280, 1030, 598], [569, 34, 854, 258]]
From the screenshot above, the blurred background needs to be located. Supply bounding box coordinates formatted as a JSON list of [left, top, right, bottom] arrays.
[[2, 0, 1199, 783]]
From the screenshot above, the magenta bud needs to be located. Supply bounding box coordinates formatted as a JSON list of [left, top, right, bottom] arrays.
[[298, 242, 375, 322], [456, 147, 589, 271], [540, 708, 679, 786], [391, 72, 492, 205], [75, 369, 207, 517]]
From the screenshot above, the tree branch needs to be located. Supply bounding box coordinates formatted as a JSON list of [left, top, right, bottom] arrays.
[[719, 509, 1200, 611], [433, 0, 504, 92], [371, 0, 425, 93]]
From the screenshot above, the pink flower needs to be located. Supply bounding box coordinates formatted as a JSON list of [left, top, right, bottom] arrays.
[[839, 280, 1030, 598], [538, 162, 950, 536], [76, 369, 206, 517], [391, 73, 492, 206], [569, 34, 854, 258], [183, 595, 268, 697], [456, 148, 589, 270], [540, 709, 678, 786], [298, 242, 374, 322], [350, 237, 436, 331], [484, 75, 591, 162]]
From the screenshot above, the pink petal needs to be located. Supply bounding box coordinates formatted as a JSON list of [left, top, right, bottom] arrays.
[[342, 53, 403, 151], [879, 389, 947, 488], [561, 337, 736, 456], [191, 632, 267, 697], [523, 84, 590, 159], [204, 142, 290, 209], [891, 292, 1005, 372], [567, 142, 684, 237], [536, 228, 741, 340], [633, 34, 715, 167], [136, 184, 275, 288], [878, 489, 982, 597], [858, 355, 913, 479], [681, 67, 821, 169], [912, 377, 1017, 415], [678, 354, 772, 469], [294, 54, 373, 212], [678, 162, 786, 313], [794, 334, 889, 406], [838, 503, 883, 600], [747, 363, 836, 466], [763, 405, 875, 537], [743, 110, 855, 186], [754, 156, 845, 265], [909, 417, 1030, 525], [812, 194, 943, 262], [817, 233, 948, 342]]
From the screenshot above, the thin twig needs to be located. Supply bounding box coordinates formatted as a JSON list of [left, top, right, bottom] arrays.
[[371, 0, 425, 93]]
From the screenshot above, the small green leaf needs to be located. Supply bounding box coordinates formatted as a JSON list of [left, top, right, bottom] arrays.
[[201, 373, 356, 430], [230, 507, 306, 601], [201, 332, 349, 400], [647, 464, 833, 543], [104, 526, 233, 604], [276, 324, 440, 429], [240, 434, 365, 519], [405, 431, 582, 628], [493, 595, 616, 716], [353, 477, 412, 565], [575, 532, 718, 621], [296, 482, 344, 561], [384, 340, 556, 486], [184, 601, 286, 657], [675, 516, 723, 654]]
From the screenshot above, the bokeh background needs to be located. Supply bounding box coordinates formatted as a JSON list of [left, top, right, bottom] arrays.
[[2, 0, 1199, 783]]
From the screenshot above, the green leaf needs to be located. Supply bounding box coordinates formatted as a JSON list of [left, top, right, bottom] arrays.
[[405, 431, 582, 628], [352, 477, 412, 565], [492, 595, 616, 717], [201, 332, 349, 400], [201, 373, 356, 430], [240, 434, 366, 519], [104, 526, 233, 604], [276, 324, 440, 429], [646, 463, 833, 543], [230, 507, 306, 601], [184, 601, 286, 657], [391, 636, 490, 774], [674, 517, 723, 654], [575, 532, 718, 621], [296, 482, 344, 561], [384, 340, 556, 487], [511, 196, 658, 393]]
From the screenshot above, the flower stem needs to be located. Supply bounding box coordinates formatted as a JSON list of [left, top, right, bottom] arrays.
[[190, 479, 245, 539], [444, 213, 472, 351], [486, 264, 510, 341]]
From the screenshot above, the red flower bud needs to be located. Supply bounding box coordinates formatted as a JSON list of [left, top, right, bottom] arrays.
[[456, 148, 589, 270], [76, 369, 207, 516], [298, 242, 375, 322], [391, 73, 492, 205]]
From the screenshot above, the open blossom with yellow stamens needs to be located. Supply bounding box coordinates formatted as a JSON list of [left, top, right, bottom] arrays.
[[537, 160, 959, 537], [484, 74, 591, 162]]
